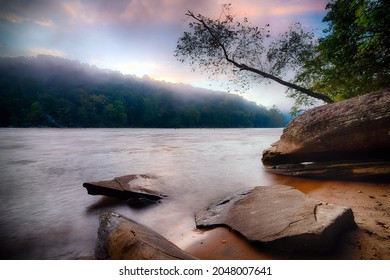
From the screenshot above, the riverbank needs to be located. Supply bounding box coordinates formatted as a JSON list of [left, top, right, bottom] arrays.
[[184, 177, 390, 260]]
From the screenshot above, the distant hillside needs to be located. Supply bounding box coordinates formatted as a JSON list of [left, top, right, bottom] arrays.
[[0, 55, 286, 128]]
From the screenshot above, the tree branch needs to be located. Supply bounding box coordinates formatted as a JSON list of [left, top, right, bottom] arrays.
[[186, 11, 334, 104]]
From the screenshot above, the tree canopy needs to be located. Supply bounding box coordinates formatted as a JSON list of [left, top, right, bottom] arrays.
[[175, 4, 333, 106], [175, 1, 390, 113], [295, 0, 390, 102]]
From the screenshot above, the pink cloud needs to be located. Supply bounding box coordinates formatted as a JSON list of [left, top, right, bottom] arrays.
[[34, 18, 55, 27], [0, 12, 23, 23], [62, 1, 104, 24], [269, 1, 328, 16], [61, 0, 130, 25], [204, 0, 329, 33], [58, 0, 214, 26], [119, 0, 217, 24], [209, 0, 328, 21]]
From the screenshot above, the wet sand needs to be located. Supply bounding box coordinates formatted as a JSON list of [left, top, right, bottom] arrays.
[[184, 176, 390, 260]]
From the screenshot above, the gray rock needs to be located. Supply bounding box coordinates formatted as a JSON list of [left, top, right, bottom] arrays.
[[83, 174, 167, 205], [196, 185, 357, 252], [96, 212, 196, 260], [262, 89, 390, 179]]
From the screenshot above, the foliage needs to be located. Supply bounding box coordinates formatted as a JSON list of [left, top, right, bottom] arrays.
[[295, 0, 390, 102], [0, 55, 287, 128], [175, 2, 389, 115], [174, 4, 334, 109]]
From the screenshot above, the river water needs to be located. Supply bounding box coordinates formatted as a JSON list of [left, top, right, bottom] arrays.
[[0, 128, 283, 259]]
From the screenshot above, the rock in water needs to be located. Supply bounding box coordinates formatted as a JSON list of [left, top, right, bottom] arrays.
[[196, 185, 356, 252], [96, 212, 196, 260], [83, 174, 167, 205], [262, 89, 390, 179]]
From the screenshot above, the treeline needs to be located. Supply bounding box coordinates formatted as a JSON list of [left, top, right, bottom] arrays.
[[0, 55, 286, 128]]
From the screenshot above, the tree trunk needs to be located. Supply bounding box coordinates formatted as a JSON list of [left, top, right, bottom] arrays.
[[235, 62, 334, 104]]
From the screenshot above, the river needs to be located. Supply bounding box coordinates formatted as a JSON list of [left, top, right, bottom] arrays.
[[0, 128, 284, 259]]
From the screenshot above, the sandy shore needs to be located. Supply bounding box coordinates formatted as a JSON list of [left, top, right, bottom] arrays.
[[184, 176, 390, 260]]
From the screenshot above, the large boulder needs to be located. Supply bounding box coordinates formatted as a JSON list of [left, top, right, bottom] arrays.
[[196, 185, 356, 252], [262, 89, 390, 179], [83, 174, 167, 206], [96, 212, 196, 260]]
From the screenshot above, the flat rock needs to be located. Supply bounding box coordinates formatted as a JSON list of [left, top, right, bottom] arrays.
[[83, 174, 167, 205], [262, 89, 390, 179], [96, 212, 196, 260], [196, 185, 357, 252], [263, 161, 390, 179]]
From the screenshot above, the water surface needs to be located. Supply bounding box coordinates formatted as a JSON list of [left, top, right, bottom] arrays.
[[0, 128, 282, 259]]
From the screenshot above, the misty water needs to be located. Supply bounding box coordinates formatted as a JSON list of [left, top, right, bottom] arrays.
[[0, 128, 283, 259]]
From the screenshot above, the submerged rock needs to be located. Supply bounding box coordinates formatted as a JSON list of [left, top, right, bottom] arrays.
[[96, 212, 196, 260], [196, 185, 356, 252], [83, 174, 167, 206], [262, 89, 390, 179]]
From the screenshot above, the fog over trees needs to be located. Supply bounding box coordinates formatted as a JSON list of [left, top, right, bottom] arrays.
[[0, 55, 287, 128]]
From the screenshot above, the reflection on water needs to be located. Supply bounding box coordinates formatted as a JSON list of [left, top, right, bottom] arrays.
[[0, 128, 282, 259]]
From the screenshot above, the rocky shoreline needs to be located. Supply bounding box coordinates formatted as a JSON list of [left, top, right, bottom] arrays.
[[195, 185, 356, 253], [81, 170, 389, 260], [83, 89, 389, 260], [185, 178, 389, 260], [92, 183, 358, 259], [261, 89, 390, 180], [87, 178, 389, 260]]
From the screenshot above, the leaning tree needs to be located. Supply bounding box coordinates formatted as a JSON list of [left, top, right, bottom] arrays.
[[175, 2, 390, 113], [174, 4, 334, 113]]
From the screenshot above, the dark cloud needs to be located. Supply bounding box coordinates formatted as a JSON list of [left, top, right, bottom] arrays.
[[0, 0, 63, 21]]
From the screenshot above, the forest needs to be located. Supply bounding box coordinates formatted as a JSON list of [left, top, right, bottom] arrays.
[[0, 55, 287, 128]]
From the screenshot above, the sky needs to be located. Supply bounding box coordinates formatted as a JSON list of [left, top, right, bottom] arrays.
[[0, 0, 330, 111]]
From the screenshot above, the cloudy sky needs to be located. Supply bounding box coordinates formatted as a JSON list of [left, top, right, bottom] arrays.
[[0, 0, 330, 111]]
